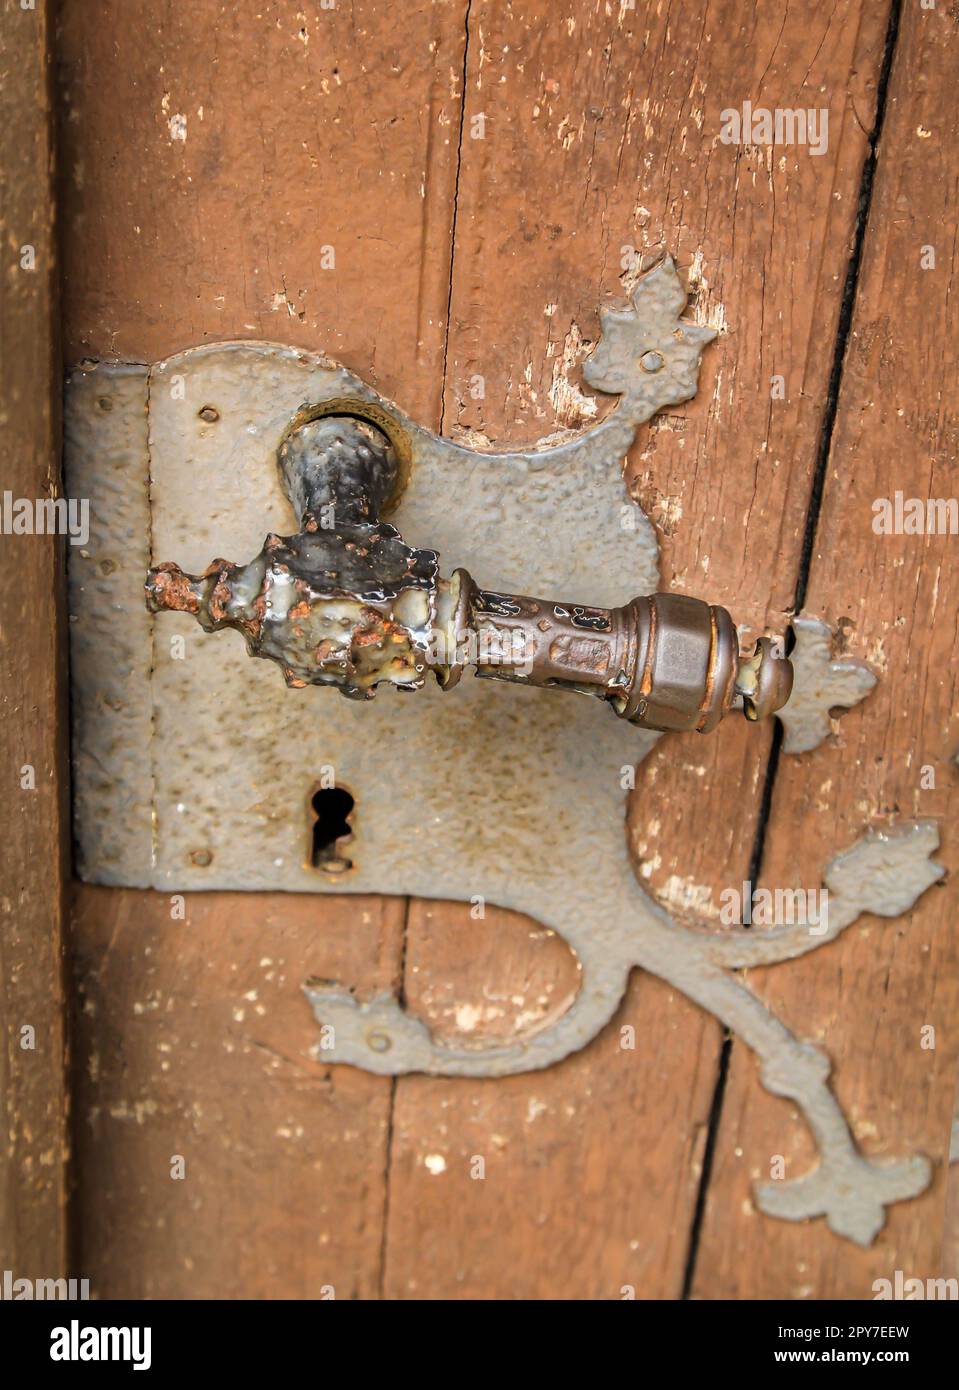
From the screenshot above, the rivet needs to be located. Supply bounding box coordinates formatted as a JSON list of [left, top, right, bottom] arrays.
[[190, 848, 213, 867], [366, 1030, 392, 1053], [198, 405, 220, 423], [639, 351, 665, 373]]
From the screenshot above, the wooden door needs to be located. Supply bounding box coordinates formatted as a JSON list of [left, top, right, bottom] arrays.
[[4, 0, 956, 1300]]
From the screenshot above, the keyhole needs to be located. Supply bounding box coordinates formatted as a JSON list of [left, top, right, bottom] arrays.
[[310, 787, 355, 873]]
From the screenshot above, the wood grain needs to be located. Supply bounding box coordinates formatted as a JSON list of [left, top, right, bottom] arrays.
[[58, 0, 467, 1297], [71, 886, 406, 1299], [56, 0, 467, 424], [945, 1087, 959, 1278], [0, 0, 68, 1280], [382, 0, 894, 1298], [692, 0, 959, 1298], [57, 0, 956, 1300]]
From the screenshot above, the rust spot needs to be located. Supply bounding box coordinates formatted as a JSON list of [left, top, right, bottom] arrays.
[[148, 563, 200, 614], [353, 610, 397, 648], [208, 572, 233, 622]]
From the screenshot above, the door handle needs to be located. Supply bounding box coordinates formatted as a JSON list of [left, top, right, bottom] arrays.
[[146, 412, 792, 734]]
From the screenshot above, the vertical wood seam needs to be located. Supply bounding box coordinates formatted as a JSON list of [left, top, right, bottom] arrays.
[[380, 0, 474, 1299], [437, 0, 473, 438], [679, 0, 904, 1296]]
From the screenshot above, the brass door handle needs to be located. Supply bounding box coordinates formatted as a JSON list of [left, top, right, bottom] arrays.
[[146, 413, 792, 734]]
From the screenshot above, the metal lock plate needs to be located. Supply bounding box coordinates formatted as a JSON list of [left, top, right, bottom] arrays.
[[65, 259, 943, 1245], [69, 343, 662, 898]]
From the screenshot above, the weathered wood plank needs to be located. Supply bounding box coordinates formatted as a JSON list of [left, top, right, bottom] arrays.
[[383, 0, 892, 1298], [58, 0, 468, 1297], [945, 1091, 959, 1278], [0, 0, 68, 1280], [693, 0, 959, 1297], [388, 915, 719, 1299], [71, 887, 406, 1299], [56, 0, 466, 424], [59, 0, 950, 1300]]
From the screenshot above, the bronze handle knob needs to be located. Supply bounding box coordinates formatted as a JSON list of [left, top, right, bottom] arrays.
[[146, 415, 792, 734]]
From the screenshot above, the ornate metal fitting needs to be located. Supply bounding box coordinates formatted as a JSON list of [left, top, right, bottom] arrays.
[[146, 413, 792, 734], [66, 255, 943, 1248]]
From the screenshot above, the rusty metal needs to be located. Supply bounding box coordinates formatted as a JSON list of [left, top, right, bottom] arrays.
[[146, 414, 792, 735]]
